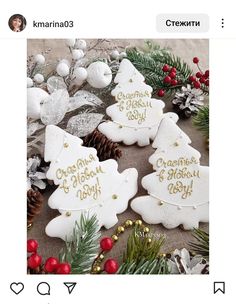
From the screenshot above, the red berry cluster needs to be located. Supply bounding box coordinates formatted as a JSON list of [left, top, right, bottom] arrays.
[[27, 239, 71, 274], [99, 237, 119, 274], [157, 65, 179, 97], [189, 57, 209, 89]]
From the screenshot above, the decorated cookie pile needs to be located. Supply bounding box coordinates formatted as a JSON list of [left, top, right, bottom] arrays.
[[43, 59, 208, 240]]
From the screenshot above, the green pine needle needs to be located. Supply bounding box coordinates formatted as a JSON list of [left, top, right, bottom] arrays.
[[193, 105, 209, 139], [59, 213, 100, 274], [189, 228, 209, 260], [118, 257, 170, 274]]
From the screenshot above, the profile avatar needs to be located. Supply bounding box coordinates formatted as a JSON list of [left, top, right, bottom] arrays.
[[8, 14, 26, 32]]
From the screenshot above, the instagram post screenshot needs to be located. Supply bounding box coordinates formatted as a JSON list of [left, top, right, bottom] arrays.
[[1, 1, 235, 303]]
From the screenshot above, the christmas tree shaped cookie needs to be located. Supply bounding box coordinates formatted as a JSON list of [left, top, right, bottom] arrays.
[[131, 118, 209, 229], [98, 59, 178, 146], [44, 125, 138, 240]]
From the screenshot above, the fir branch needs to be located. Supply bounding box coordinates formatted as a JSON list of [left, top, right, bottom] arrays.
[[189, 228, 209, 260], [126, 47, 192, 95], [118, 257, 170, 274], [59, 214, 100, 274], [193, 105, 209, 139], [150, 51, 192, 79], [123, 226, 166, 263]]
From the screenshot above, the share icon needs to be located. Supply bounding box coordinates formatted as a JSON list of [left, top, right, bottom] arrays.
[[63, 282, 77, 295]]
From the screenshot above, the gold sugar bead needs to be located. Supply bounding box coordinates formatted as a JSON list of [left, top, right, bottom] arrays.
[[135, 219, 143, 226], [111, 235, 118, 242], [65, 211, 71, 217], [93, 266, 101, 273], [27, 223, 33, 230], [99, 254, 104, 260], [63, 143, 69, 148], [117, 226, 125, 234], [147, 238, 152, 244], [143, 227, 150, 233], [112, 194, 118, 200], [125, 220, 133, 227]]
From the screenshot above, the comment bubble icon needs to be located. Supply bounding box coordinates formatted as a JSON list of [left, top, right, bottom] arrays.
[[37, 282, 51, 296]]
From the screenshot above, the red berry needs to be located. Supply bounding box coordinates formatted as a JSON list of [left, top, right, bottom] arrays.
[[157, 89, 165, 97], [162, 64, 169, 72], [204, 70, 209, 78], [56, 263, 71, 274], [44, 257, 59, 273], [169, 71, 176, 79], [27, 253, 42, 269], [193, 81, 201, 89], [170, 67, 177, 73], [199, 77, 206, 84], [189, 75, 196, 83], [193, 57, 199, 64], [196, 72, 202, 78], [27, 239, 39, 253], [171, 79, 178, 86], [164, 76, 171, 84], [100, 237, 113, 251], [205, 79, 209, 86], [104, 259, 119, 274]]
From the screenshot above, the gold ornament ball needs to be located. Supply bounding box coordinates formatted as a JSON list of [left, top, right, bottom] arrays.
[[143, 227, 150, 233], [125, 220, 133, 227], [135, 219, 143, 226], [111, 235, 118, 242], [117, 226, 125, 233], [147, 238, 152, 244]]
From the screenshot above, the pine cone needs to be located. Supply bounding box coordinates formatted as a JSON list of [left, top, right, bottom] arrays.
[[172, 104, 192, 119], [172, 84, 204, 119], [27, 154, 49, 192], [83, 129, 122, 161], [27, 189, 44, 229]]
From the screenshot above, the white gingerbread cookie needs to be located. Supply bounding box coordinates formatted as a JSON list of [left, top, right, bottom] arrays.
[[131, 117, 209, 229], [44, 125, 138, 240], [98, 59, 178, 146]]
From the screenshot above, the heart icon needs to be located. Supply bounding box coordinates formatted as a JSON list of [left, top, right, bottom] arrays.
[[10, 282, 24, 295]]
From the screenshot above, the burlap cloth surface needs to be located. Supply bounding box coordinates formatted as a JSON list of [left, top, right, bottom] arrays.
[[28, 39, 209, 263]]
